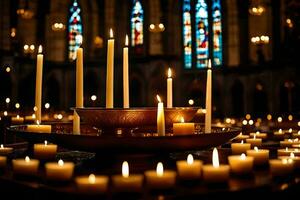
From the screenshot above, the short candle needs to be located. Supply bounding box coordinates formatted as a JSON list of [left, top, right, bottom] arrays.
[[273, 129, 285, 139], [173, 117, 195, 135], [76, 174, 109, 193], [12, 156, 39, 176], [202, 148, 230, 183], [45, 159, 74, 181], [250, 131, 267, 139], [11, 115, 24, 124], [112, 161, 143, 192], [280, 139, 300, 148], [234, 132, 249, 142], [145, 162, 176, 189], [0, 156, 7, 168], [27, 121, 52, 133], [228, 153, 254, 175], [246, 146, 269, 166], [231, 140, 251, 155], [0, 144, 13, 155], [34, 140, 58, 160], [176, 154, 203, 180], [246, 135, 262, 147], [278, 153, 300, 169], [277, 147, 300, 156], [269, 158, 294, 177]]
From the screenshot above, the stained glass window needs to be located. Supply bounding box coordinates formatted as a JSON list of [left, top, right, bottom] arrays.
[[183, 0, 192, 69], [131, 0, 144, 46], [212, 0, 222, 66], [195, 0, 209, 68], [68, 0, 83, 60]]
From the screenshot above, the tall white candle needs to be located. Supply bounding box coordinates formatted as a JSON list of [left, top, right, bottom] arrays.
[[205, 59, 212, 133], [106, 29, 114, 108], [35, 45, 43, 123], [167, 68, 173, 108], [123, 35, 129, 108], [74, 37, 83, 134], [157, 95, 165, 136]]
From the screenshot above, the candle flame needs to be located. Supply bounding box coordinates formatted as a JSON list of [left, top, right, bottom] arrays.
[[290, 152, 295, 158], [156, 162, 164, 177], [212, 148, 219, 168], [207, 59, 212, 69], [88, 174, 96, 184], [122, 161, 129, 178], [282, 158, 288, 164], [109, 28, 114, 38], [0, 144, 3, 149], [286, 147, 288, 151], [256, 131, 260, 135], [254, 134, 256, 139], [187, 154, 194, 165], [44, 140, 48, 146], [279, 129, 282, 133], [156, 95, 161, 103], [168, 68, 172, 78], [38, 45, 42, 54], [17, 115, 20, 119], [125, 35, 129, 46], [37, 120, 40, 125], [58, 159, 64, 166], [289, 128, 292, 133], [240, 153, 246, 160], [241, 140, 244, 144], [180, 117, 185, 123], [254, 146, 258, 151], [25, 156, 30, 162]]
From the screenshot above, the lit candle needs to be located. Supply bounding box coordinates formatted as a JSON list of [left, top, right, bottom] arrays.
[[246, 146, 269, 166], [167, 68, 173, 108], [0, 156, 7, 168], [123, 35, 129, 108], [76, 174, 109, 193], [176, 154, 203, 180], [202, 148, 230, 183], [33, 140, 57, 160], [112, 161, 143, 192], [274, 129, 285, 139], [157, 95, 165, 136], [269, 158, 294, 177], [278, 152, 300, 170], [74, 36, 84, 134], [25, 114, 36, 122], [277, 147, 300, 156], [12, 156, 39, 176], [228, 153, 254, 175], [234, 132, 250, 142], [145, 162, 176, 189], [11, 115, 24, 124], [106, 28, 114, 108], [173, 117, 195, 135], [35, 45, 44, 123], [0, 144, 13, 155], [292, 131, 300, 139], [231, 140, 251, 155], [246, 135, 262, 147], [45, 159, 75, 181], [205, 59, 212, 133], [280, 138, 300, 148], [249, 131, 267, 139], [26, 120, 52, 133]]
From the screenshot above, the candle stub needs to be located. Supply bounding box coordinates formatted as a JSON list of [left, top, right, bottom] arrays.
[[12, 156, 40, 176], [76, 174, 109, 193], [45, 159, 75, 181], [176, 154, 203, 180], [34, 140, 58, 160]]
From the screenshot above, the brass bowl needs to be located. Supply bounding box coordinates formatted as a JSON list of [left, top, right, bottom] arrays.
[[74, 107, 203, 129]]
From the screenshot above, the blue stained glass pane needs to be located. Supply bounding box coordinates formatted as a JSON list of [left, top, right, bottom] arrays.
[[183, 0, 192, 69], [68, 0, 83, 60], [195, 0, 209, 68], [212, 0, 222, 66], [131, 0, 144, 46]]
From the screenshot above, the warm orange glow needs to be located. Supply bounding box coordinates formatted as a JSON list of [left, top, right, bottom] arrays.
[[240, 153, 246, 160], [0, 144, 3, 149], [156, 95, 161, 103], [44, 140, 48, 146], [88, 174, 96, 184], [156, 162, 164, 177], [125, 35, 129, 46], [109, 28, 114, 38], [25, 156, 30, 162], [187, 154, 194, 165], [122, 161, 129, 178], [212, 148, 219, 168], [38, 45, 43, 54], [168, 68, 172, 78], [180, 117, 185, 123], [254, 146, 258, 152], [58, 159, 64, 166]]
